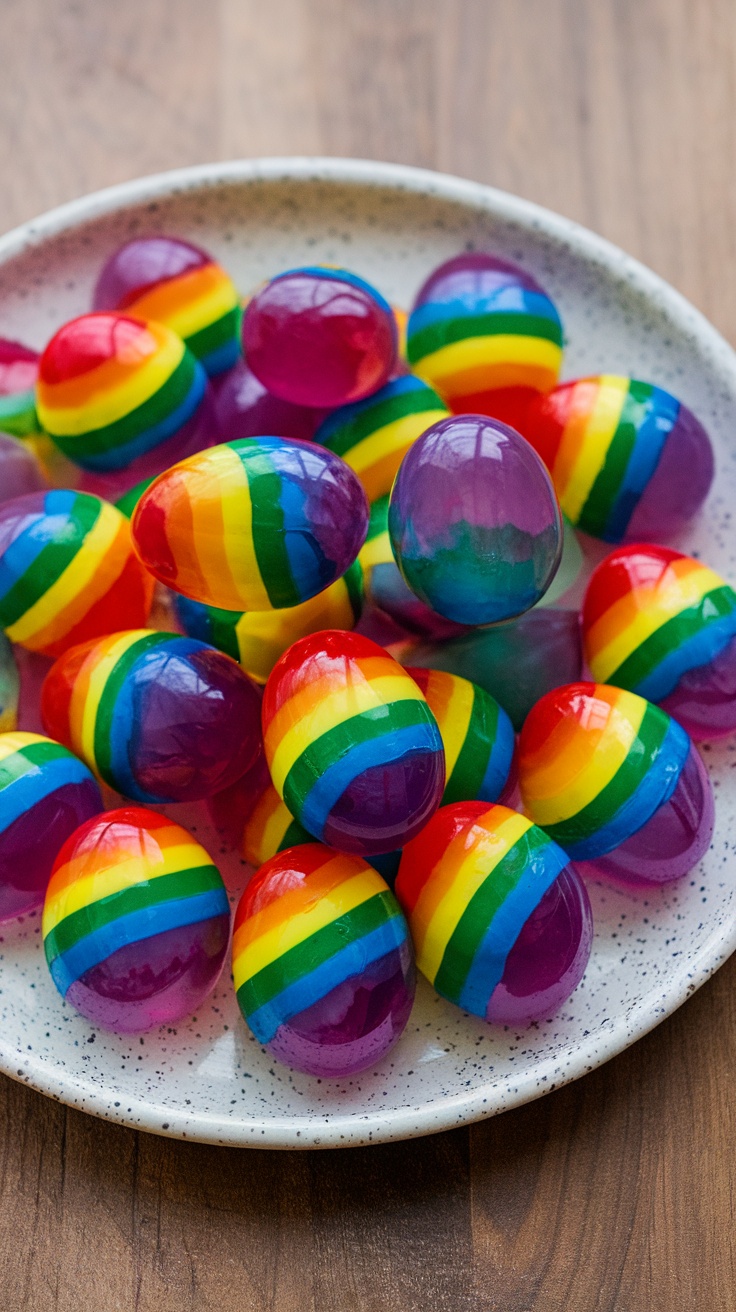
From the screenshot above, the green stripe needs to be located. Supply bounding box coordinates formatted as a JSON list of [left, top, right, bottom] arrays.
[[237, 889, 399, 1015], [542, 700, 670, 847], [0, 393, 38, 436], [44, 863, 222, 963], [200, 605, 241, 661], [407, 311, 563, 365], [283, 697, 436, 818], [238, 444, 301, 608], [609, 585, 736, 690], [443, 686, 499, 805], [365, 496, 389, 541], [0, 738, 72, 789], [434, 826, 551, 1003], [578, 381, 653, 538], [0, 493, 101, 628], [185, 305, 241, 361], [342, 558, 364, 620], [93, 632, 169, 786], [323, 388, 446, 458], [48, 350, 196, 458]]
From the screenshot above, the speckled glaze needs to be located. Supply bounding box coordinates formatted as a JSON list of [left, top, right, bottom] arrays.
[[0, 158, 733, 1150]]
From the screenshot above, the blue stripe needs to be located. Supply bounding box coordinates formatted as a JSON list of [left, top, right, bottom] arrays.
[[297, 721, 442, 838], [49, 887, 230, 994], [198, 338, 241, 377], [0, 489, 79, 604], [563, 717, 691, 860], [171, 592, 215, 644], [0, 755, 99, 833], [276, 471, 333, 601], [407, 287, 560, 337], [272, 266, 395, 319], [79, 362, 207, 471], [458, 838, 570, 1015], [244, 915, 408, 1043], [314, 374, 432, 444], [629, 609, 736, 703], [603, 389, 679, 541], [478, 704, 516, 803]]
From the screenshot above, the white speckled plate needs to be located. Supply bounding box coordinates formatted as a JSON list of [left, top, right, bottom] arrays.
[[1, 158, 735, 1149]]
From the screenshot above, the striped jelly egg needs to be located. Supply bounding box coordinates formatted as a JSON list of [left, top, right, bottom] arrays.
[[232, 843, 414, 1076], [314, 373, 449, 502], [41, 629, 263, 804], [0, 731, 102, 922], [405, 668, 516, 805], [36, 312, 213, 479], [0, 635, 19, 733], [93, 236, 242, 377], [0, 490, 154, 657], [43, 807, 231, 1032], [518, 682, 714, 887], [131, 437, 369, 613], [523, 376, 714, 543], [262, 630, 445, 857], [172, 556, 364, 685], [582, 545, 736, 742], [406, 252, 563, 430], [395, 801, 592, 1025]]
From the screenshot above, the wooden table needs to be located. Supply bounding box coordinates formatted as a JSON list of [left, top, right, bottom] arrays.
[[1, 3, 734, 1307]]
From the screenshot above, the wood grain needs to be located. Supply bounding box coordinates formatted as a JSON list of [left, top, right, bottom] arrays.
[[1, 1, 735, 1307]]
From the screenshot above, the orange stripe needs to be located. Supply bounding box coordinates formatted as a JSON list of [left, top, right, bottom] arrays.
[[409, 805, 500, 957], [126, 263, 228, 321], [37, 324, 158, 409], [263, 655, 405, 749], [550, 378, 601, 491], [231, 852, 369, 960], [21, 521, 132, 653], [46, 821, 188, 898]]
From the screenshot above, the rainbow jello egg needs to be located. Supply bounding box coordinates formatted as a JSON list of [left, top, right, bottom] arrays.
[[0, 731, 103, 922], [93, 236, 241, 376], [43, 808, 231, 1032], [523, 376, 714, 543], [395, 801, 592, 1025], [406, 253, 563, 429], [518, 682, 714, 887], [0, 490, 154, 657], [232, 843, 415, 1076], [131, 437, 369, 612], [262, 630, 445, 856]]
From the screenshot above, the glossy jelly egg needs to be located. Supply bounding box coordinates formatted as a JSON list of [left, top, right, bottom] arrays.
[[43, 807, 231, 1032], [395, 801, 592, 1025], [0, 731, 103, 921], [0, 490, 154, 657], [388, 414, 563, 625], [93, 235, 241, 377], [41, 629, 262, 804], [518, 682, 715, 887], [232, 843, 415, 1076], [242, 266, 398, 409], [0, 430, 47, 504], [0, 635, 19, 732], [36, 312, 215, 480], [131, 437, 369, 612], [262, 630, 445, 856], [404, 607, 583, 731], [314, 373, 449, 502], [172, 557, 364, 685], [405, 667, 516, 805], [213, 357, 326, 443], [523, 375, 714, 543], [406, 252, 563, 430], [583, 545, 736, 741], [0, 337, 41, 437]]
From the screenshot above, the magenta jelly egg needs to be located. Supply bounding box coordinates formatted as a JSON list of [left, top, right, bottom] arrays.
[[519, 682, 715, 887], [213, 357, 327, 442], [242, 266, 398, 408], [395, 801, 592, 1025], [43, 808, 231, 1033], [388, 414, 563, 625], [232, 843, 415, 1077], [0, 731, 103, 922]]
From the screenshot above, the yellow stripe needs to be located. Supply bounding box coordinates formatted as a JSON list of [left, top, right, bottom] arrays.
[[554, 375, 628, 521], [439, 677, 475, 779], [359, 529, 393, 574], [6, 503, 124, 645], [243, 788, 293, 866], [413, 811, 532, 982], [522, 690, 646, 825], [72, 630, 155, 767], [587, 563, 725, 682], [345, 410, 448, 477], [0, 730, 50, 761], [234, 575, 355, 684], [267, 675, 425, 795], [42, 841, 202, 935], [232, 867, 383, 991], [414, 335, 561, 390], [128, 270, 238, 342], [191, 446, 272, 611], [36, 324, 184, 436]]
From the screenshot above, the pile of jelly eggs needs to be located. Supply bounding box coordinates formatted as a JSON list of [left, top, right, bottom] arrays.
[[0, 235, 723, 1083]]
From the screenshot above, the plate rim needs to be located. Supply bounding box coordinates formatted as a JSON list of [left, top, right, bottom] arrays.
[[1, 155, 735, 1149]]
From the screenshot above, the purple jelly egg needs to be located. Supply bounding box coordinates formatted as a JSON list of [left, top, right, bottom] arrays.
[[213, 356, 326, 442], [0, 430, 47, 503]]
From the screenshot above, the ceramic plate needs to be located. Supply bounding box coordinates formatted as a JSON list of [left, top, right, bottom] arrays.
[[0, 158, 734, 1149]]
